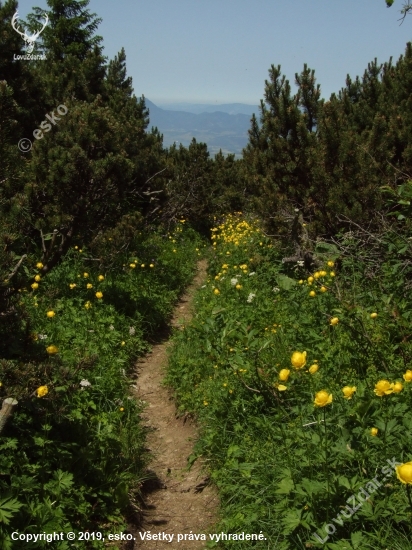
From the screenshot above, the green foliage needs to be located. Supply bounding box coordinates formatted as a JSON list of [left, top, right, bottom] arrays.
[[159, 139, 245, 236], [0, 223, 203, 548], [166, 212, 412, 549], [241, 43, 412, 238]]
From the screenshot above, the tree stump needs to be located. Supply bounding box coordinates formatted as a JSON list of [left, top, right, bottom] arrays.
[[0, 398, 18, 435]]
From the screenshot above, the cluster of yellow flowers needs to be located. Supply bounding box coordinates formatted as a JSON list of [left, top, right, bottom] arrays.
[[275, 352, 319, 393], [374, 379, 403, 396], [212, 263, 251, 290], [276, 352, 409, 409], [67, 273, 105, 304], [210, 213, 262, 249], [31, 262, 44, 290], [301, 267, 335, 297]]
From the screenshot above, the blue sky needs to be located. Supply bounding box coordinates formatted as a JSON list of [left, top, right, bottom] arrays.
[[16, 0, 412, 105]]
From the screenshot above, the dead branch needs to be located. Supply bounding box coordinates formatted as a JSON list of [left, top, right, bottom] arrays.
[[7, 254, 27, 280]]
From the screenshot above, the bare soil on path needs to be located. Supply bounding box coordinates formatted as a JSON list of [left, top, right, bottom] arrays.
[[127, 259, 218, 549]]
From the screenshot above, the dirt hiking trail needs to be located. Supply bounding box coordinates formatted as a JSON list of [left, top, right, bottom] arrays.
[[128, 259, 218, 549]]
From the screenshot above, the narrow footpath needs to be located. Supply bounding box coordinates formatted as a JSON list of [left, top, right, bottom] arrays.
[[129, 259, 218, 549]]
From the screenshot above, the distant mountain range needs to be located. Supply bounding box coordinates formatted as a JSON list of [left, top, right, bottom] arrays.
[[144, 99, 260, 158], [156, 102, 259, 116]]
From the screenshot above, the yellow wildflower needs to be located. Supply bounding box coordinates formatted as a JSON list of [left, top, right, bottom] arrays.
[[403, 370, 412, 382], [130, 263, 136, 268], [34, 275, 41, 282], [87, 283, 93, 289], [342, 386, 357, 399], [214, 288, 220, 295], [36, 385, 48, 398], [370, 312, 378, 319], [83, 272, 89, 278], [279, 369, 290, 382], [320, 286, 327, 293], [396, 462, 412, 484], [392, 381, 403, 393], [84, 301, 92, 309], [278, 384, 287, 391], [46, 345, 58, 355], [374, 380, 393, 396], [46, 311, 55, 318], [31, 282, 39, 290], [309, 290, 316, 297], [291, 351, 307, 369], [95, 292, 103, 299], [36, 262, 44, 269], [330, 317, 339, 326], [69, 283, 76, 289], [309, 364, 319, 374], [98, 275, 104, 281], [314, 390, 332, 407], [327, 261, 334, 267], [370, 427, 378, 436]]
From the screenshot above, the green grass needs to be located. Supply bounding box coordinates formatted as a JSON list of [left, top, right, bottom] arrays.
[[166, 213, 412, 550], [0, 223, 205, 549]]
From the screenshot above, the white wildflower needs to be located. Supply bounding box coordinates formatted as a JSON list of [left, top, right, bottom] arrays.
[[38, 334, 48, 340], [109, 324, 114, 330], [247, 293, 256, 303], [273, 287, 280, 293], [231, 278, 238, 286], [129, 326, 135, 336], [248, 272, 256, 276], [80, 379, 91, 387], [201, 285, 206, 288], [297, 260, 304, 267]]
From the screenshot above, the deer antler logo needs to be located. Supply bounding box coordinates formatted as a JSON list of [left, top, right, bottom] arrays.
[[12, 10, 48, 54]]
